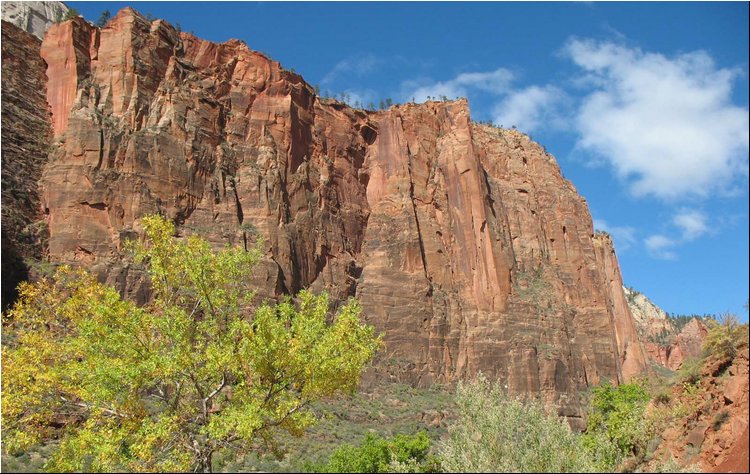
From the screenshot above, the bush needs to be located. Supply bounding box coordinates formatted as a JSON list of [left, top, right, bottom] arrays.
[[677, 357, 704, 386], [711, 410, 730, 431], [308, 431, 437, 473], [702, 313, 748, 361], [582, 381, 651, 468], [653, 388, 671, 405], [61, 8, 79, 21], [439, 375, 600, 473]]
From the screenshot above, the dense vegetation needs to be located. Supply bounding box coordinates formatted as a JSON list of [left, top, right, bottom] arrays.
[[1, 215, 381, 472], [2, 215, 747, 473]]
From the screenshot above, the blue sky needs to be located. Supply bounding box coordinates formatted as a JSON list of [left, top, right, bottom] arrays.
[[69, 1, 749, 321]]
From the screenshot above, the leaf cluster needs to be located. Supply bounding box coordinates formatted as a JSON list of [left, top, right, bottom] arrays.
[[702, 313, 748, 362], [308, 431, 437, 473], [581, 381, 651, 469], [2, 215, 382, 472]]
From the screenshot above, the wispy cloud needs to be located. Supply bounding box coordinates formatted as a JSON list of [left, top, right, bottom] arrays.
[[406, 68, 514, 103], [641, 209, 713, 259], [645, 234, 678, 260], [492, 85, 571, 132], [673, 209, 709, 241], [593, 218, 637, 252], [564, 38, 749, 202], [321, 54, 384, 85], [402, 69, 572, 134]]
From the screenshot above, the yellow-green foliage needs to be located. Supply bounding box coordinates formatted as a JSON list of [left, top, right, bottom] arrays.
[[308, 431, 438, 473], [581, 381, 651, 470], [702, 314, 748, 361], [2, 214, 382, 473]]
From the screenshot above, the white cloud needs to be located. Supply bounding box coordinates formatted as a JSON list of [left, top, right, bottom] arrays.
[[322, 54, 383, 85], [492, 85, 570, 132], [593, 218, 637, 252], [645, 234, 678, 260], [403, 69, 571, 134], [340, 88, 378, 108], [406, 68, 514, 103], [673, 209, 709, 241], [564, 38, 749, 201]]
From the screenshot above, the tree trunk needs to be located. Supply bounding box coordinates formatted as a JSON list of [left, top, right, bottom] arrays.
[[195, 446, 213, 473]]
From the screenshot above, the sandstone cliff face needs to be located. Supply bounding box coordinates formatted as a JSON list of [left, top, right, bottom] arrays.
[[1, 21, 53, 309], [644, 319, 709, 371], [24, 8, 647, 420], [625, 287, 708, 370], [1, 1, 68, 40]]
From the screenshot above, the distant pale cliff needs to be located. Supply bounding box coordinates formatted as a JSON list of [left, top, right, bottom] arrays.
[[1, 1, 68, 40], [625, 287, 708, 370], [1, 8, 650, 424]]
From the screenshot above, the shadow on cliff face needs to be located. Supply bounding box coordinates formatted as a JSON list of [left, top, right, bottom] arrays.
[[1, 232, 29, 311]]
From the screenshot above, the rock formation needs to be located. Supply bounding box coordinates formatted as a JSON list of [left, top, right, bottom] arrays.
[[2, 7, 650, 422], [1, 1, 68, 40], [625, 286, 708, 370], [645, 345, 749, 472], [644, 318, 709, 371], [1, 21, 53, 309]]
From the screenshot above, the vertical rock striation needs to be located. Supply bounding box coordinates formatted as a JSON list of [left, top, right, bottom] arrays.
[[1, 21, 53, 309], [11, 7, 648, 420]]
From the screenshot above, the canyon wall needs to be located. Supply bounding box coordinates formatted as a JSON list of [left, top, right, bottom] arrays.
[[1, 1, 68, 40], [1, 21, 53, 309], [3, 8, 649, 422], [625, 287, 708, 371]]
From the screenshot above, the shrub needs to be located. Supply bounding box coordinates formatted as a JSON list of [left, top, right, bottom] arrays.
[[439, 375, 599, 473], [653, 387, 671, 405], [62, 8, 79, 21], [582, 381, 651, 466], [308, 431, 437, 473], [677, 357, 703, 386], [711, 410, 730, 431], [702, 313, 748, 362]]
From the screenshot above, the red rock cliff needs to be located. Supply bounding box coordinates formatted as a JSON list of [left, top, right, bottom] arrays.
[[32, 8, 647, 421]]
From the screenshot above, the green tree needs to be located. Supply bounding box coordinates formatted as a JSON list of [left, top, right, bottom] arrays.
[[702, 313, 748, 361], [96, 10, 111, 28], [2, 215, 381, 472], [581, 381, 650, 468], [308, 431, 437, 473], [439, 375, 599, 473], [61, 8, 79, 21]]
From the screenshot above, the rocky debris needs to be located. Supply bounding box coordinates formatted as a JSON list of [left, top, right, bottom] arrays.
[[4, 7, 648, 419], [1, 1, 68, 40], [646, 345, 749, 472], [709, 426, 749, 473], [1, 21, 53, 309]]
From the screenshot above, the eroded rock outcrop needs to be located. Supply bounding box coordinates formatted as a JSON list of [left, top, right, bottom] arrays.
[[625, 286, 708, 370], [13, 7, 649, 420], [645, 318, 709, 371], [1, 21, 53, 309], [1, 1, 68, 40]]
